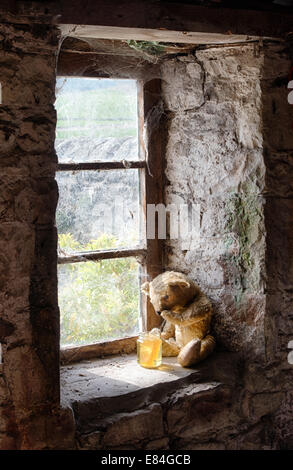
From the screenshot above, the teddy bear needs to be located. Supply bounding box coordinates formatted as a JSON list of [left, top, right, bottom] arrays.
[[141, 271, 215, 367]]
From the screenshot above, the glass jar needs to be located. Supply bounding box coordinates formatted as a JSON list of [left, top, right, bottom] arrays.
[[137, 330, 162, 369]]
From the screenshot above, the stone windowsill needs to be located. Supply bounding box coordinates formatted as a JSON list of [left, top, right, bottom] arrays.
[[61, 351, 240, 436]]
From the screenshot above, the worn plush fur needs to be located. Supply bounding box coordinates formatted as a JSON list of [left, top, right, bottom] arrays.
[[141, 271, 215, 367]]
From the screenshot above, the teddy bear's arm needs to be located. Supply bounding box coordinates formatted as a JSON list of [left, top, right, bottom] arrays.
[[161, 296, 212, 328], [178, 294, 212, 322], [161, 320, 175, 340], [161, 309, 185, 326], [161, 304, 200, 324]]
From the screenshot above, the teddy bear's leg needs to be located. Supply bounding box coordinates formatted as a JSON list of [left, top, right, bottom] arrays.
[[198, 335, 216, 362], [177, 335, 216, 367], [177, 338, 201, 367]]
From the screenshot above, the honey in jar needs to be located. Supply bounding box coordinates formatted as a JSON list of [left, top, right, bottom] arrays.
[[137, 330, 162, 368]]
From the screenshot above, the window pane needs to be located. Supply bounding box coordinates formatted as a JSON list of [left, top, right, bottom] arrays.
[[55, 77, 139, 162], [56, 169, 140, 253], [59, 258, 140, 347]]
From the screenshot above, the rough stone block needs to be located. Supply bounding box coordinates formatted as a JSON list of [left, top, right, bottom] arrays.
[[0, 23, 60, 55], [243, 363, 290, 394], [101, 404, 164, 448], [177, 441, 226, 450], [0, 52, 56, 106], [166, 382, 232, 436], [265, 197, 293, 292], [272, 391, 293, 449], [211, 291, 266, 356], [77, 431, 102, 450], [17, 109, 56, 154], [0, 376, 8, 403], [3, 344, 59, 414], [0, 433, 17, 450], [261, 43, 291, 81], [236, 421, 271, 450], [197, 45, 263, 81], [14, 177, 58, 225], [0, 105, 56, 156], [261, 86, 293, 151], [0, 222, 34, 279], [250, 392, 284, 420], [161, 57, 204, 111], [165, 117, 264, 198], [0, 170, 57, 224], [264, 149, 293, 198], [144, 437, 169, 450]]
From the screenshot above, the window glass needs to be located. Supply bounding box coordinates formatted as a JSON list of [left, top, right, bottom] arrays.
[[56, 169, 140, 253], [59, 258, 140, 347], [55, 77, 139, 162], [56, 76, 143, 349]]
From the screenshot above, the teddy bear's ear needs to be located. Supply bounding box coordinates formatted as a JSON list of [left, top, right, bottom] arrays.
[[169, 280, 190, 289], [141, 281, 150, 295]]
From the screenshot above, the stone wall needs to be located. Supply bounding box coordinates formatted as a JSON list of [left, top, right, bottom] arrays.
[[262, 42, 293, 449], [0, 11, 75, 450], [161, 41, 293, 448], [162, 44, 266, 358]]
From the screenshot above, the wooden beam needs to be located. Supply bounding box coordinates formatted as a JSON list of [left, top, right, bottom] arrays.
[[57, 0, 293, 42], [60, 25, 262, 45]]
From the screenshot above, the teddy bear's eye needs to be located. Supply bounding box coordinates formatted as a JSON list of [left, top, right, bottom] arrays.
[[163, 295, 169, 300]]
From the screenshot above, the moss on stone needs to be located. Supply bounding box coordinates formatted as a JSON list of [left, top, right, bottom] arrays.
[[126, 40, 166, 56], [224, 189, 262, 302]]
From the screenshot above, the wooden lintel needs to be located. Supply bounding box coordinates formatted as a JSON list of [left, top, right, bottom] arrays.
[[60, 24, 263, 45], [58, 247, 147, 265]]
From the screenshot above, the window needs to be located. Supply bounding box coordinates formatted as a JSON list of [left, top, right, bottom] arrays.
[[55, 73, 165, 361]]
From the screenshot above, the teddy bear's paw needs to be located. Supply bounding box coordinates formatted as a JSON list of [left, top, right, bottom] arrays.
[[160, 310, 171, 321], [162, 337, 180, 357], [177, 338, 201, 367], [161, 331, 170, 340]]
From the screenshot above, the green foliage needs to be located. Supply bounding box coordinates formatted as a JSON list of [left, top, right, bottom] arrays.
[[56, 86, 137, 139], [126, 40, 166, 56], [224, 190, 262, 303], [58, 233, 140, 347], [59, 232, 121, 253]]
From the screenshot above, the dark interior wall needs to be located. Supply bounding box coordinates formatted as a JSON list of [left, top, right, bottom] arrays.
[[261, 43, 293, 448], [0, 12, 75, 450]]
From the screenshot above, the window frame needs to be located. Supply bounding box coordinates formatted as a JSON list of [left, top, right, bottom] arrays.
[[56, 52, 165, 365]]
